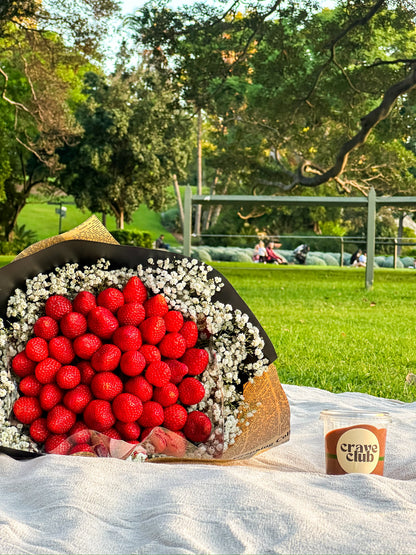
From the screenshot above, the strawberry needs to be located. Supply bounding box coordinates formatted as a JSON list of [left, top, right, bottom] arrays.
[[101, 428, 122, 440], [145, 360, 171, 387], [13, 396, 42, 424], [162, 404, 188, 431], [115, 420, 141, 441], [139, 344, 161, 363], [87, 306, 119, 339], [45, 295, 73, 321], [183, 410, 212, 443], [33, 316, 59, 340], [178, 377, 206, 406], [117, 302, 145, 326], [63, 384, 93, 414], [162, 429, 188, 457], [152, 383, 179, 407], [56, 365, 81, 389], [39, 383, 63, 411], [97, 287, 125, 313], [77, 360, 96, 385], [179, 321, 199, 348], [25, 337, 49, 362], [29, 417, 50, 443], [165, 360, 188, 384], [60, 312, 87, 339], [138, 401, 164, 428], [139, 316, 166, 345], [142, 427, 167, 454], [46, 404, 76, 434], [112, 325, 142, 352], [83, 399, 116, 432], [69, 443, 96, 455], [180, 348, 209, 376], [158, 332, 186, 359], [124, 375, 153, 402], [120, 350, 146, 377], [44, 434, 71, 455], [122, 276, 148, 304], [143, 294, 169, 318], [11, 351, 36, 378], [18, 375, 42, 397], [163, 310, 184, 332], [68, 421, 91, 444], [48, 336, 75, 364], [90, 371, 123, 401], [112, 393, 143, 423], [91, 344, 121, 372], [35, 357, 61, 384], [73, 333, 102, 360], [72, 290, 96, 315]]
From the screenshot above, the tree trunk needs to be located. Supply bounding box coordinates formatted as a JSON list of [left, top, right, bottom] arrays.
[[397, 212, 406, 256], [102, 212, 107, 227], [119, 209, 124, 230], [202, 171, 219, 231], [173, 173, 184, 229], [194, 108, 203, 236]]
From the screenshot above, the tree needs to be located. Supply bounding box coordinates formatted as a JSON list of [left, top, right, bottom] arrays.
[[58, 61, 194, 228]]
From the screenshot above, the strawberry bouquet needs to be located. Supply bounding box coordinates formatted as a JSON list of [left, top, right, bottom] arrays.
[[0, 223, 289, 462]]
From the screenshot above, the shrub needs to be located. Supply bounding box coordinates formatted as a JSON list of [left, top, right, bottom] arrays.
[[110, 229, 153, 248], [161, 208, 181, 233], [306, 255, 326, 266]]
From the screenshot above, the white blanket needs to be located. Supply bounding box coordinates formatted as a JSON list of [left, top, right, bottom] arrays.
[[1, 384, 416, 555]]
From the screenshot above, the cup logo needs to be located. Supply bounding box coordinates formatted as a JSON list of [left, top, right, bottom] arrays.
[[336, 428, 380, 474]]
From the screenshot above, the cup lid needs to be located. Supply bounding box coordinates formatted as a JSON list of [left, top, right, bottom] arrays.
[[320, 409, 391, 422]]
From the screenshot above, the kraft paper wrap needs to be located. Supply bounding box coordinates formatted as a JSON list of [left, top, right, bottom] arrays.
[[1, 217, 290, 463]]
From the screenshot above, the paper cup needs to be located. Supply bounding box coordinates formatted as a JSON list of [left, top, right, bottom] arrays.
[[320, 410, 391, 475]]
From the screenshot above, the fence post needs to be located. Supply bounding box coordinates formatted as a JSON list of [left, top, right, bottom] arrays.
[[183, 186, 192, 257], [340, 237, 344, 267], [366, 187, 376, 289], [393, 238, 398, 269]]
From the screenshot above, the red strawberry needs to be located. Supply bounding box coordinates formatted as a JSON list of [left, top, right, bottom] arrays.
[[33, 316, 59, 340], [145, 360, 171, 387], [158, 332, 186, 359], [60, 312, 87, 339], [48, 336, 75, 364], [83, 400, 116, 432], [91, 344, 121, 372], [178, 377, 206, 406], [115, 421, 141, 441], [165, 360, 188, 384], [46, 404, 76, 434], [179, 321, 199, 348], [183, 410, 212, 443], [112, 325, 142, 352], [69, 443, 96, 455], [164, 310, 184, 332], [35, 357, 61, 384], [97, 287, 125, 313], [73, 333, 102, 360], [44, 434, 71, 455], [124, 375, 153, 402], [11, 351, 36, 378], [139, 316, 166, 345], [45, 295, 72, 321], [68, 422, 91, 444], [139, 344, 161, 363], [25, 337, 48, 362], [122, 276, 148, 304], [56, 365, 81, 389], [63, 384, 93, 414], [19, 375, 42, 397], [120, 350, 146, 377], [138, 401, 164, 428], [39, 383, 63, 411], [13, 396, 42, 424], [29, 417, 50, 443], [77, 361, 96, 385], [143, 294, 169, 317], [90, 372, 123, 401], [117, 302, 145, 326], [152, 383, 179, 407], [87, 306, 119, 339], [163, 404, 188, 431], [112, 393, 143, 423], [180, 348, 209, 376], [72, 291, 96, 315]]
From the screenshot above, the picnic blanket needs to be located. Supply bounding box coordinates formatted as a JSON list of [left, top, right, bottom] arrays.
[[1, 383, 416, 555]]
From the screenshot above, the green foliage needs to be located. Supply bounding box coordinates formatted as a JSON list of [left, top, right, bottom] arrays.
[[109, 229, 153, 248]]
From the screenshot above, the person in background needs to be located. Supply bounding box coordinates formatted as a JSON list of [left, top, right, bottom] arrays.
[[350, 249, 362, 266], [253, 240, 267, 263], [265, 241, 288, 264], [155, 234, 169, 250]]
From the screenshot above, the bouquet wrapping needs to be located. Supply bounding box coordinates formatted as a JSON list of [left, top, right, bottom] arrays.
[[0, 217, 289, 462]]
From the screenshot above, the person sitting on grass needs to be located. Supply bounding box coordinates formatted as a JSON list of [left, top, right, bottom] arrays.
[[155, 234, 169, 250], [265, 241, 288, 265]]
